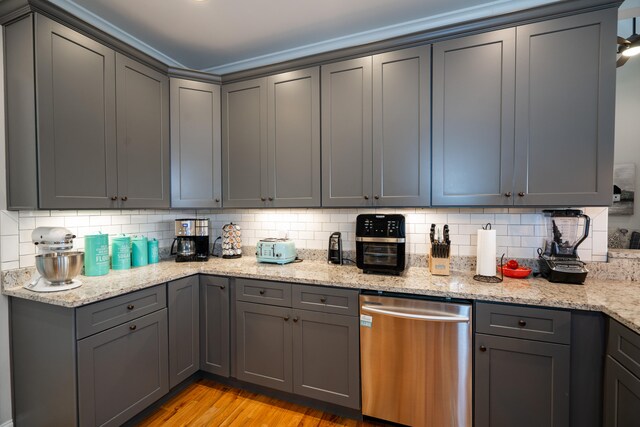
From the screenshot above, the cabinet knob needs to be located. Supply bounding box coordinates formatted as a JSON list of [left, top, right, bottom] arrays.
[[293, 316, 299, 322], [261, 197, 266, 202], [215, 198, 220, 203], [504, 192, 512, 198], [518, 320, 527, 327], [121, 196, 128, 201], [129, 325, 137, 331], [259, 289, 265, 295], [127, 304, 134, 310], [284, 315, 290, 321], [364, 195, 369, 200], [374, 195, 380, 200], [268, 197, 273, 201], [518, 192, 525, 197], [218, 285, 225, 290], [111, 196, 118, 201], [320, 297, 327, 303], [479, 345, 487, 352]]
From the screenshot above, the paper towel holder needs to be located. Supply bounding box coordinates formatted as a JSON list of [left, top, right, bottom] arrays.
[[474, 254, 505, 283]]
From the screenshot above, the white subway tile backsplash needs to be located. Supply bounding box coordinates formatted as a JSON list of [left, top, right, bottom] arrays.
[[0, 206, 611, 270]]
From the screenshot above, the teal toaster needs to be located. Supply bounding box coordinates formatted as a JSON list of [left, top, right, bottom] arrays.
[[256, 238, 296, 264]]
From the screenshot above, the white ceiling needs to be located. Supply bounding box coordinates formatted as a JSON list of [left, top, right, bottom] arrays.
[[50, 0, 566, 74]]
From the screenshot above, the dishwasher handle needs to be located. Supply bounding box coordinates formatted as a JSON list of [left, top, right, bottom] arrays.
[[361, 304, 470, 323]]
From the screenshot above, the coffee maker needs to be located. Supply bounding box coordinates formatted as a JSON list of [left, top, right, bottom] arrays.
[[171, 218, 210, 262], [538, 209, 590, 284]]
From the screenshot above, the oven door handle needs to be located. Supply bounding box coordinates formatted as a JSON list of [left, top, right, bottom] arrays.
[[361, 305, 470, 323], [356, 237, 405, 243]]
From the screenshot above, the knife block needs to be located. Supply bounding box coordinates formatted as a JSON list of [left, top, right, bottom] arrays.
[[429, 254, 450, 276]]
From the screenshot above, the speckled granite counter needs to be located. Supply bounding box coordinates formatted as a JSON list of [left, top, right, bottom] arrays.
[[3, 257, 640, 334]]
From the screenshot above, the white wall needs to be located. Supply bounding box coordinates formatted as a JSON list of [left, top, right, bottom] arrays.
[[609, 17, 640, 236]]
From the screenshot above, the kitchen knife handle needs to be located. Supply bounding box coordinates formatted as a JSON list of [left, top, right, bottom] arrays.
[[504, 192, 512, 197]]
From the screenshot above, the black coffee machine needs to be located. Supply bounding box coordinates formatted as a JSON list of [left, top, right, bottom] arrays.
[[538, 209, 590, 284], [171, 218, 210, 262]]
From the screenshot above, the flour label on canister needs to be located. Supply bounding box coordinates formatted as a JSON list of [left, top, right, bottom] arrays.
[[360, 314, 373, 328]]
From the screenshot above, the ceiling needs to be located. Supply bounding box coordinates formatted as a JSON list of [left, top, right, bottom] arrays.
[[49, 0, 568, 74]]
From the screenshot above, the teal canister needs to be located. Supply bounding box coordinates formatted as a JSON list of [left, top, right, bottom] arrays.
[[84, 233, 109, 276], [131, 236, 149, 267], [111, 235, 131, 270], [148, 238, 159, 264]]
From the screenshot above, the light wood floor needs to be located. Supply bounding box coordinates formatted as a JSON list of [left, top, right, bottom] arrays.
[[137, 379, 392, 427]]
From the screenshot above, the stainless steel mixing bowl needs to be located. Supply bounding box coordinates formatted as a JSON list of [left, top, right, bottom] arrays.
[[35, 251, 84, 284]]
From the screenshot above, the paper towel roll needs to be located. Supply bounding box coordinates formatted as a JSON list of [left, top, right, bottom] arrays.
[[476, 228, 497, 276]]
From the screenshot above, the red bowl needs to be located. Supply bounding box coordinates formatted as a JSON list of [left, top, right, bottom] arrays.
[[498, 265, 532, 279]]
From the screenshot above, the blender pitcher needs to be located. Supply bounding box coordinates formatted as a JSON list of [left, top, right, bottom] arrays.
[[542, 209, 591, 258]]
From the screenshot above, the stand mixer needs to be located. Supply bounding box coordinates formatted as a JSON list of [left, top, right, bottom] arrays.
[[25, 227, 84, 292]]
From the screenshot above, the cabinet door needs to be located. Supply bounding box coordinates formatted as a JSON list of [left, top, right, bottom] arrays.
[[200, 276, 230, 377], [115, 53, 170, 208], [321, 57, 373, 207], [292, 310, 360, 409], [267, 67, 321, 207], [78, 309, 169, 427], [604, 355, 640, 427], [236, 301, 292, 392], [170, 79, 222, 208], [35, 15, 118, 209], [432, 29, 515, 206], [475, 333, 570, 427], [514, 9, 616, 206], [168, 276, 199, 388], [222, 78, 269, 207], [372, 46, 430, 207]]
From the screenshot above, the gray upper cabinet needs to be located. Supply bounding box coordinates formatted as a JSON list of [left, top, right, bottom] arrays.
[[267, 68, 321, 207], [168, 276, 200, 389], [322, 47, 430, 207], [116, 53, 170, 209], [432, 29, 516, 206], [372, 46, 430, 206], [513, 9, 616, 206], [170, 79, 222, 208], [34, 14, 118, 209], [321, 57, 373, 207], [222, 78, 269, 207], [222, 68, 320, 208], [200, 276, 230, 377], [4, 13, 170, 210]]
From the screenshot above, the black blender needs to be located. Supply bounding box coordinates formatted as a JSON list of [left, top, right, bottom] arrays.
[[538, 209, 590, 284]]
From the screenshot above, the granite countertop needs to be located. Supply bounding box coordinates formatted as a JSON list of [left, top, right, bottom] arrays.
[[3, 257, 640, 334]]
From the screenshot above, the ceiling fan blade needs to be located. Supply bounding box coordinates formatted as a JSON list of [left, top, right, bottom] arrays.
[[617, 54, 631, 68], [618, 36, 631, 45]]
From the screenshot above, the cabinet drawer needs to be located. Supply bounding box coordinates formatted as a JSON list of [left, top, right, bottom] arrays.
[[292, 284, 358, 316], [76, 285, 166, 339], [476, 302, 571, 344], [608, 319, 640, 379], [236, 278, 291, 307]]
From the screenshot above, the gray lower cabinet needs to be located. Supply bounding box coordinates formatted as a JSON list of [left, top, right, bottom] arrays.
[[4, 13, 170, 210], [475, 333, 570, 427], [236, 301, 293, 392], [200, 275, 231, 377], [115, 53, 170, 208], [235, 282, 360, 409], [222, 68, 320, 208], [432, 9, 616, 207], [604, 319, 640, 426], [168, 276, 200, 388], [292, 309, 360, 409], [170, 78, 222, 208], [322, 46, 430, 207], [77, 309, 169, 427]]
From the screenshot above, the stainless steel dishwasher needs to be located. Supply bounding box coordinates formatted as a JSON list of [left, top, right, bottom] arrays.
[[360, 294, 472, 427]]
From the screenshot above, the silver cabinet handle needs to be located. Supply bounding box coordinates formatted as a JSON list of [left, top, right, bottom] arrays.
[[361, 305, 469, 323]]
